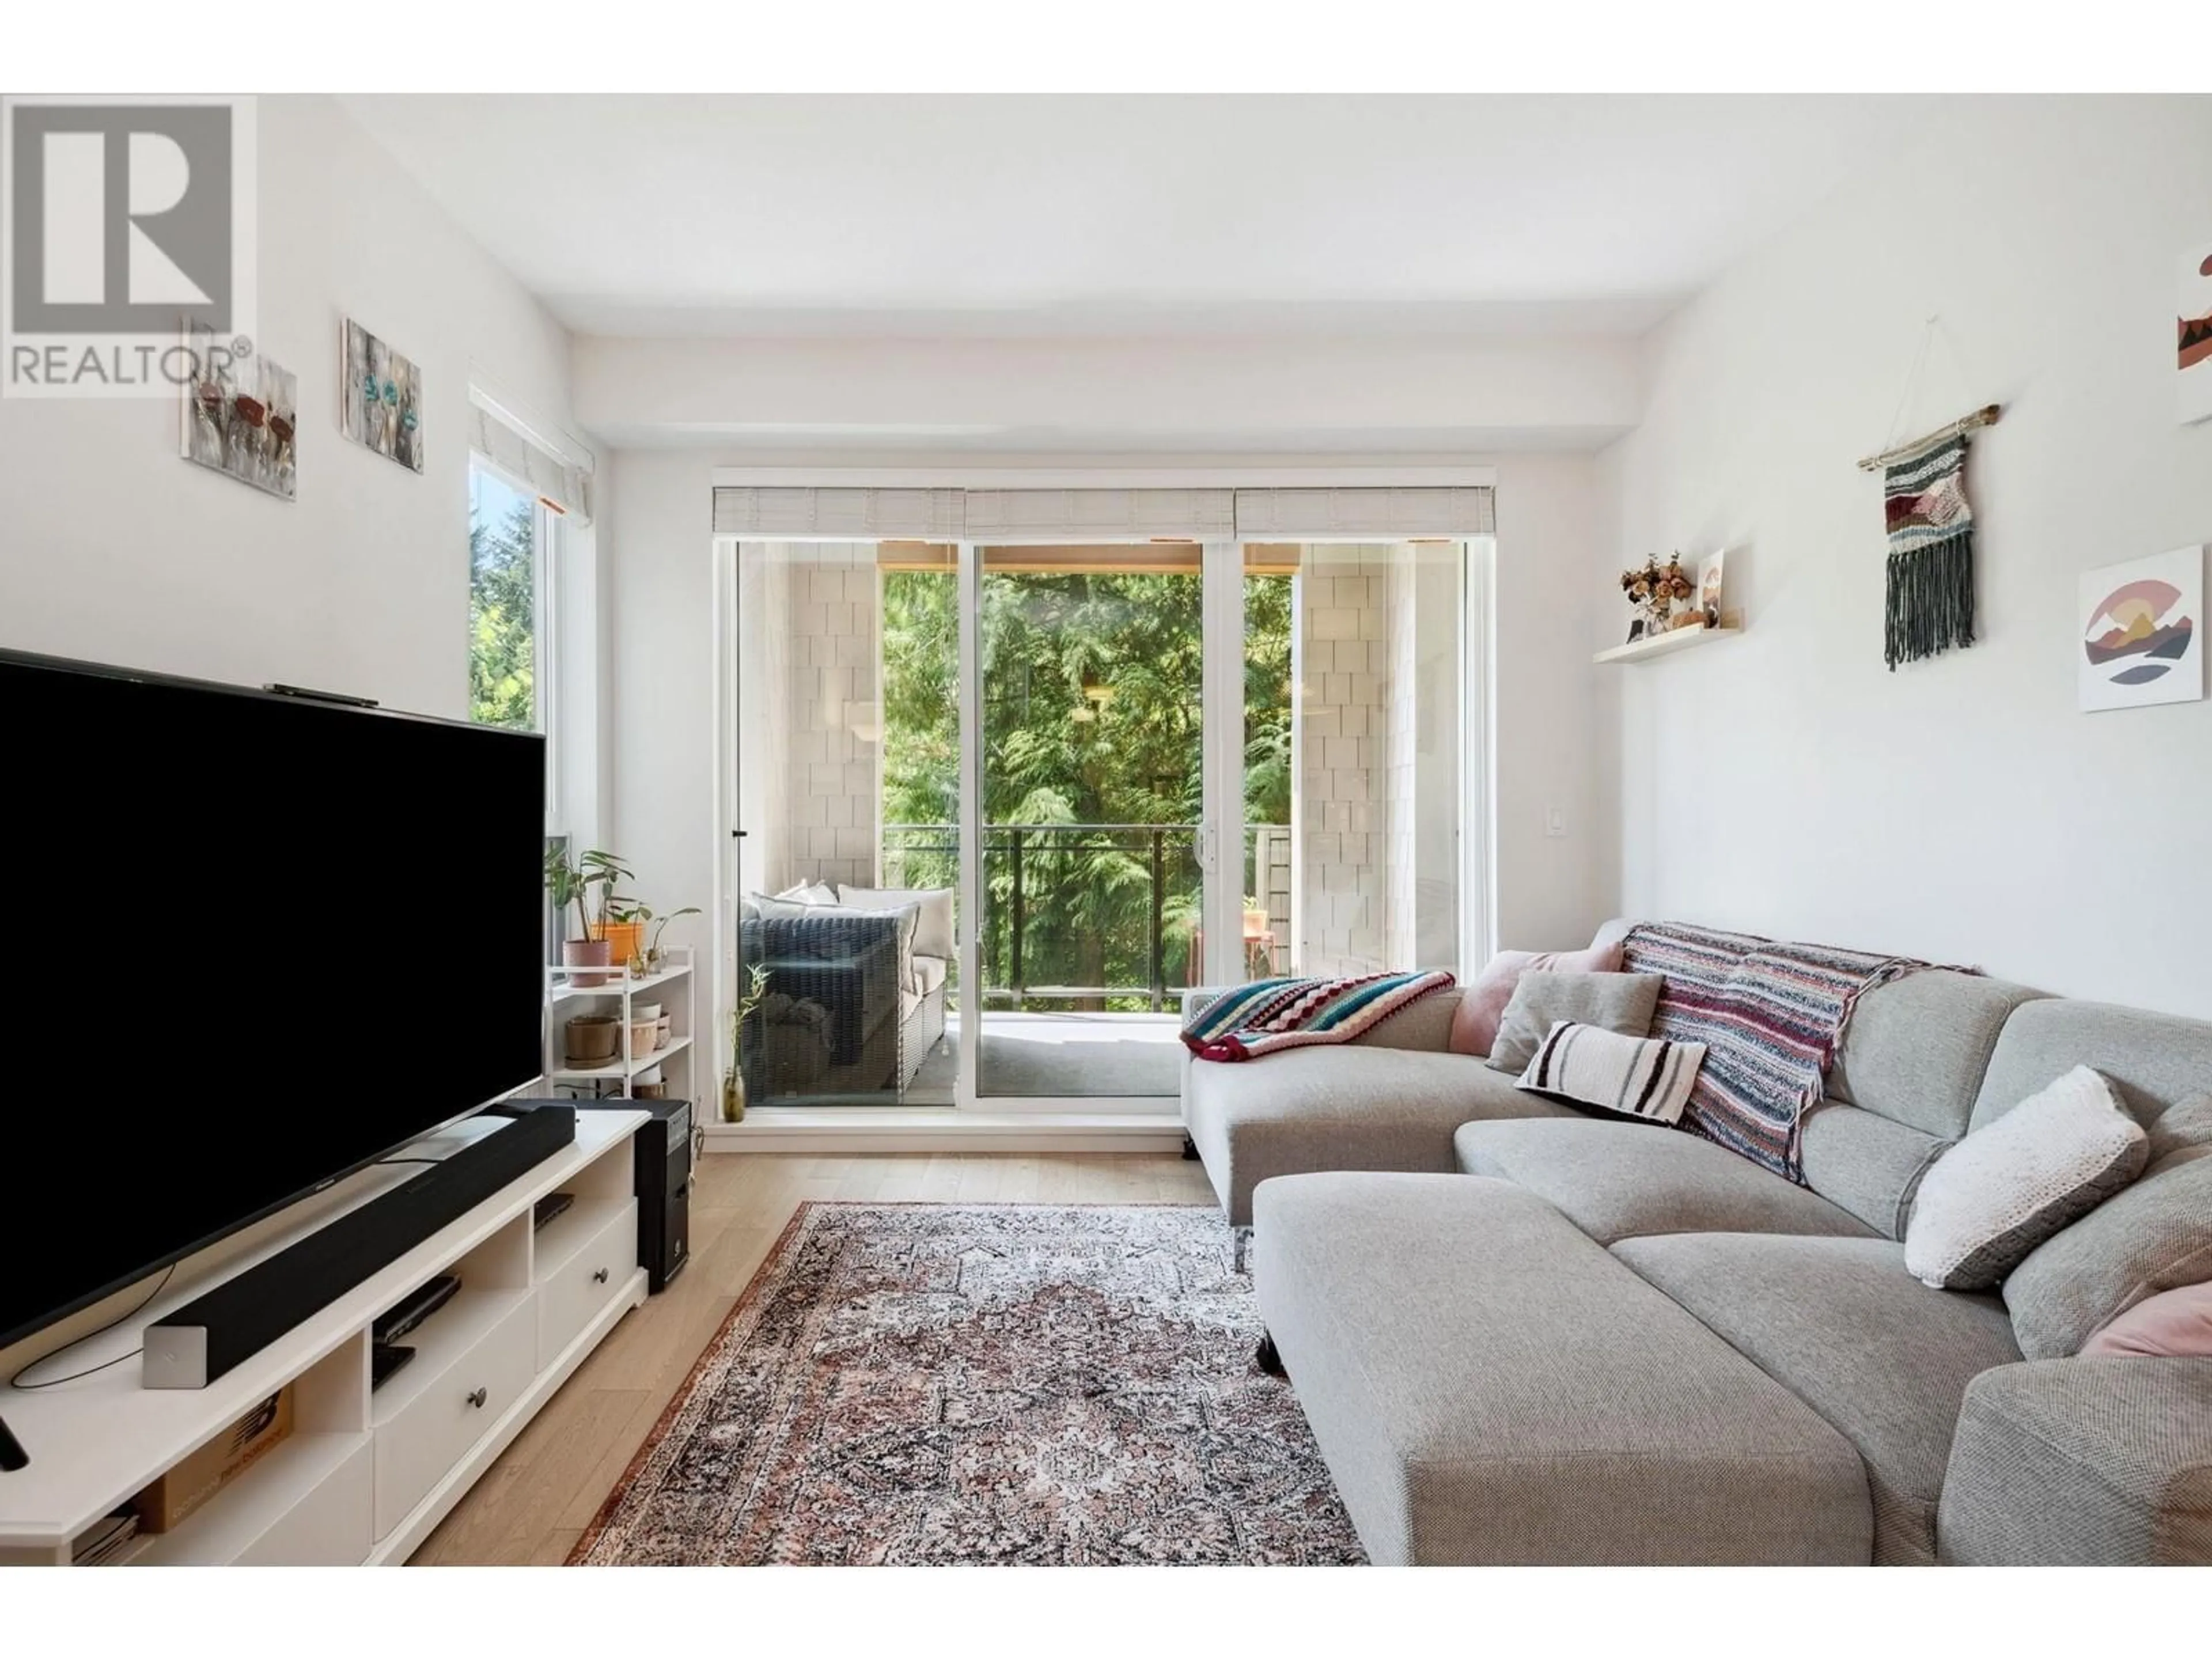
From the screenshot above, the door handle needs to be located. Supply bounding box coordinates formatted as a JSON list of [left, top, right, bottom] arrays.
[[592, 1267, 609, 1284], [465, 1387, 487, 1409]]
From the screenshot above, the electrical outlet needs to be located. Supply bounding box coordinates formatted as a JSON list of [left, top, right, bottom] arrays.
[[1545, 805, 1567, 839]]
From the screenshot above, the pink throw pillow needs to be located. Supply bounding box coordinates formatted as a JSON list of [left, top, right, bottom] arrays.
[[1448, 942, 1625, 1057], [2082, 1282, 2212, 1358]]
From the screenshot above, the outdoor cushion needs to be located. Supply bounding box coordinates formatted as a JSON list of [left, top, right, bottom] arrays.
[[1486, 971, 1663, 1074], [1971, 998, 2212, 1135], [1185, 1047, 1574, 1227], [1455, 1118, 1876, 1246], [1822, 969, 2044, 1141], [1798, 1102, 1952, 1240], [1252, 1173, 1872, 1565], [839, 884, 955, 962], [1613, 1232, 2024, 1565], [908, 954, 947, 996]]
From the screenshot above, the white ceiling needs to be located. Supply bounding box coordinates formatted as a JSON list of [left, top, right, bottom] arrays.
[[339, 94, 1938, 341]]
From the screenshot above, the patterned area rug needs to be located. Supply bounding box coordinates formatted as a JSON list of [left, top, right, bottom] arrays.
[[572, 1203, 1363, 1566]]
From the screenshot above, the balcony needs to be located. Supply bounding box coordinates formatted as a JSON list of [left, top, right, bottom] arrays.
[[881, 821, 1291, 1015]]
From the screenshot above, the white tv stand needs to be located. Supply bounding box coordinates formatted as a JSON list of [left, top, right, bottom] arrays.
[[0, 1109, 647, 1566]]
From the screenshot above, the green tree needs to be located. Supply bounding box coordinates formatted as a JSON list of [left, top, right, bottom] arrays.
[[469, 480, 536, 730], [880, 562, 1293, 1011]]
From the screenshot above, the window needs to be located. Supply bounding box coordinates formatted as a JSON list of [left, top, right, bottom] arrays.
[[468, 461, 546, 733]]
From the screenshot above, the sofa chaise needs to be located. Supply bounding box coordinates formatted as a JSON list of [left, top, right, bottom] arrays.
[[1188, 926, 2212, 1564]]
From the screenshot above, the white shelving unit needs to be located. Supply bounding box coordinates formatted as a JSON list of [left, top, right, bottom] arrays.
[[0, 1111, 647, 1567], [546, 946, 696, 1104], [1593, 612, 1744, 665]]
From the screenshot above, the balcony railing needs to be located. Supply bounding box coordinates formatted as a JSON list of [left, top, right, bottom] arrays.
[[881, 822, 1289, 1012]]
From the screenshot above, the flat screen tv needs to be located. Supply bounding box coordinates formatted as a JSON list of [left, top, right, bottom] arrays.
[[0, 650, 548, 1352]]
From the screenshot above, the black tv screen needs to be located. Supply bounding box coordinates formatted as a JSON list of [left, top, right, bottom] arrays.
[[0, 651, 548, 1351]]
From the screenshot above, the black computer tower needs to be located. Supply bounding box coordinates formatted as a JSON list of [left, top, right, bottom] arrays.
[[630, 1097, 693, 1292]]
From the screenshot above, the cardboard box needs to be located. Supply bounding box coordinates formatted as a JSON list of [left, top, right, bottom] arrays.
[[131, 1385, 294, 1533]]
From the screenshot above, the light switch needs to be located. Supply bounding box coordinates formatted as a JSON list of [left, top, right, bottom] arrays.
[[1545, 805, 1567, 839]]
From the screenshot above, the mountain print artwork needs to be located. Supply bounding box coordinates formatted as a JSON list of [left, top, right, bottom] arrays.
[[2079, 547, 2205, 713]]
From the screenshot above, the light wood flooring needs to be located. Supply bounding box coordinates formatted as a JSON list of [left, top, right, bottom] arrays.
[[409, 1150, 1214, 1566]]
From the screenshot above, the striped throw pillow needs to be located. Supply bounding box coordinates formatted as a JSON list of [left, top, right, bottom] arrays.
[[1516, 1020, 1706, 1125]]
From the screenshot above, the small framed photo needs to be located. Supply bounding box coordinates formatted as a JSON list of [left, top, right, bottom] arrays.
[[1696, 550, 1726, 626]]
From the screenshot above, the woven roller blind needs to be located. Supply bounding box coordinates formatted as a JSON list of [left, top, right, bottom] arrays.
[[960, 488, 1237, 543], [1232, 486, 1495, 538], [711, 484, 1495, 541], [469, 402, 593, 522], [711, 487, 964, 539]]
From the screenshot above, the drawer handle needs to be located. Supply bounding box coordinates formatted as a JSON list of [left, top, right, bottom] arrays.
[[465, 1387, 488, 1410], [592, 1267, 609, 1284]]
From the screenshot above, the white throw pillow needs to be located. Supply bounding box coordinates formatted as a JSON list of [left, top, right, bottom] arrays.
[[840, 885, 955, 961], [1514, 1020, 1705, 1126], [1904, 1065, 2149, 1291], [774, 881, 838, 906]]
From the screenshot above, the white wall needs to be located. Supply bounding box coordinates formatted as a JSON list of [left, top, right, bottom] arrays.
[[0, 96, 584, 723], [1491, 451, 1607, 953], [1597, 98, 2212, 1014], [575, 334, 1639, 453]]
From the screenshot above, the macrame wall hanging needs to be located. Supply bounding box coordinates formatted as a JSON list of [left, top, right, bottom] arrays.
[[1858, 318, 2002, 671]]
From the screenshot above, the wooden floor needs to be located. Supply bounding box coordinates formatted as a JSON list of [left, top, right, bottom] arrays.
[[410, 1150, 1215, 1566]]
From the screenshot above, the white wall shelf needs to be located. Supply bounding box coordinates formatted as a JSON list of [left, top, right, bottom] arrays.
[[1593, 613, 1743, 666]]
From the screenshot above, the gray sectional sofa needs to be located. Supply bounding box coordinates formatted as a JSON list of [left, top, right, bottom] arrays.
[[1182, 929, 2212, 1565]]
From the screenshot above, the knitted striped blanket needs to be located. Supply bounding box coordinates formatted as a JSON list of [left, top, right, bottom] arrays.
[[1181, 971, 1456, 1062], [1621, 922, 1930, 1183]]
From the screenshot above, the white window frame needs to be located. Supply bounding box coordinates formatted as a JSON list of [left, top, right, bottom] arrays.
[[467, 454, 562, 835], [705, 468, 1497, 1130]]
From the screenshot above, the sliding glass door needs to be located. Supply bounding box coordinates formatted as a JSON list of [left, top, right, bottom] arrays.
[[730, 533, 1480, 1111], [971, 544, 1210, 1101]]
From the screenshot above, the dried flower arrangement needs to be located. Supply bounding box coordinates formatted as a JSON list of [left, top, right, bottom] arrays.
[[1619, 555, 1696, 634]]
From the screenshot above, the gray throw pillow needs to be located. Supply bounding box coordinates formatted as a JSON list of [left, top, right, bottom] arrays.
[[2004, 1143, 2212, 1359], [2145, 1090, 2212, 1170], [1486, 971, 1663, 1074], [1904, 1066, 2149, 1291]]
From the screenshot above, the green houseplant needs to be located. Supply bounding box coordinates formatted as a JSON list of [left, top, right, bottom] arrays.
[[723, 962, 770, 1123], [545, 844, 633, 986], [612, 902, 702, 975]]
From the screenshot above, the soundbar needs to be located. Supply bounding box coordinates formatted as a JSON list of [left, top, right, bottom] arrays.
[[143, 1107, 574, 1389]]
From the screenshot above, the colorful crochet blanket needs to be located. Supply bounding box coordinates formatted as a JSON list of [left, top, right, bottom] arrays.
[[1181, 970, 1456, 1062], [1622, 922, 1930, 1182]]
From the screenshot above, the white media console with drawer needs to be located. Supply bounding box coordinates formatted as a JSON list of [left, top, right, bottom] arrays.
[[0, 1109, 647, 1566]]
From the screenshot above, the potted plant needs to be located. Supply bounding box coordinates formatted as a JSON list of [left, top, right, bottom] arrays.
[[722, 963, 770, 1123], [546, 844, 632, 987], [644, 905, 700, 972], [596, 899, 648, 979]]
